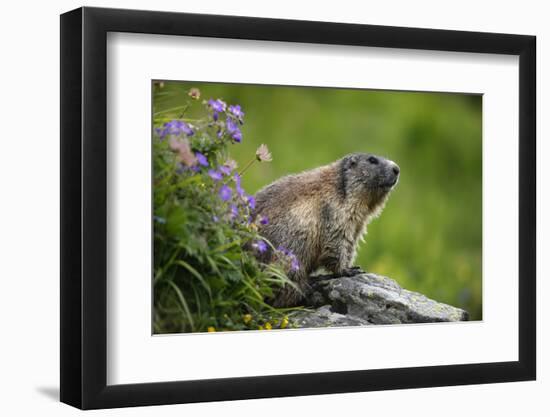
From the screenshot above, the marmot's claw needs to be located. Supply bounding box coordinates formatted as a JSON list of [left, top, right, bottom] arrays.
[[309, 272, 339, 281], [309, 267, 365, 282], [342, 266, 365, 277]]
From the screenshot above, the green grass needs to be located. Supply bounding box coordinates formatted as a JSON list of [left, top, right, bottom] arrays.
[[154, 81, 482, 321]]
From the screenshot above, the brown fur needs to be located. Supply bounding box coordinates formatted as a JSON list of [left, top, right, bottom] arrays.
[[253, 153, 400, 307]]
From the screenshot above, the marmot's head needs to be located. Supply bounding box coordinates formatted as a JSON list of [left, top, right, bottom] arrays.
[[338, 152, 400, 208]]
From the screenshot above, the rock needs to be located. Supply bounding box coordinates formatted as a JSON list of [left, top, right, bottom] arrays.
[[293, 305, 371, 328], [292, 272, 469, 327]]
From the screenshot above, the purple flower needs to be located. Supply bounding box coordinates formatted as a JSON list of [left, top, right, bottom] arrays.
[[290, 257, 300, 271], [208, 169, 223, 181], [253, 240, 268, 253], [212, 215, 219, 223], [229, 104, 245, 122], [219, 184, 232, 201], [219, 165, 232, 176], [226, 118, 238, 133], [277, 246, 300, 271], [161, 120, 194, 139], [208, 99, 226, 113], [277, 246, 290, 256], [259, 215, 269, 225], [162, 120, 181, 137], [208, 98, 227, 121], [232, 130, 242, 143], [276, 246, 299, 270], [234, 174, 245, 197], [246, 195, 256, 210], [195, 152, 209, 167], [226, 119, 242, 143], [176, 162, 200, 175], [229, 204, 239, 219], [181, 123, 194, 136]]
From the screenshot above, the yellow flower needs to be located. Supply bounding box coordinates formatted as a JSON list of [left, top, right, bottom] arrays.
[[258, 325, 264, 330], [280, 316, 289, 329], [207, 326, 216, 332], [243, 314, 252, 324], [264, 322, 272, 330]]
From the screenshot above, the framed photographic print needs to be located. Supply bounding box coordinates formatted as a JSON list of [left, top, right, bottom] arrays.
[[60, 6, 536, 409]]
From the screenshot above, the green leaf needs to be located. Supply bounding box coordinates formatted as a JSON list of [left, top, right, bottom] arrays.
[[175, 260, 212, 297], [166, 281, 195, 331]]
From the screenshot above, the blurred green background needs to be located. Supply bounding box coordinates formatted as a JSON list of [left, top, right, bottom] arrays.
[[154, 81, 482, 320]]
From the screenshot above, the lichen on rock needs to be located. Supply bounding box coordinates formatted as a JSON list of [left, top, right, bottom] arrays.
[[292, 272, 469, 328]]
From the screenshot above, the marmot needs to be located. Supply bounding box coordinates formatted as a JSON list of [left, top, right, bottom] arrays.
[[253, 152, 400, 307]]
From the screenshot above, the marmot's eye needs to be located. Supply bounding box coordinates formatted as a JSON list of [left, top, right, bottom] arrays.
[[368, 156, 379, 165]]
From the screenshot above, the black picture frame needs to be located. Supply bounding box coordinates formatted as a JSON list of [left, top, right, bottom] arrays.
[[60, 6, 536, 410]]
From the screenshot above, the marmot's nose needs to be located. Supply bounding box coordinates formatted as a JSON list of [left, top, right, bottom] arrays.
[[391, 164, 400, 176]]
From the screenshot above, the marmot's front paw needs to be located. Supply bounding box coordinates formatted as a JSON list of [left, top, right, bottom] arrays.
[[342, 266, 365, 277]]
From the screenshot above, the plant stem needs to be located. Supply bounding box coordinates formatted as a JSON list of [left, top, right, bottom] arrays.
[[178, 104, 190, 119], [153, 104, 189, 116], [239, 158, 257, 176]]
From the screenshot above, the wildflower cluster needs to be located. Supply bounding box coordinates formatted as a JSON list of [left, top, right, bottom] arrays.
[[276, 246, 301, 272], [207, 99, 244, 143], [153, 86, 298, 334]]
